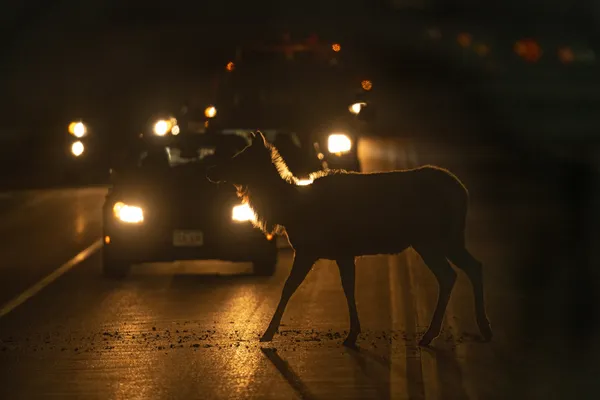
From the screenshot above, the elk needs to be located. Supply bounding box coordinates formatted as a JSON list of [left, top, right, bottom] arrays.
[[206, 131, 492, 347]]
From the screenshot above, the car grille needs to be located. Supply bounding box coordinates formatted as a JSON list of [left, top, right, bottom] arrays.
[[140, 185, 240, 230]]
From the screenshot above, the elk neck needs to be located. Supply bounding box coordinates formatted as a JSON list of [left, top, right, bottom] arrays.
[[243, 154, 299, 231]]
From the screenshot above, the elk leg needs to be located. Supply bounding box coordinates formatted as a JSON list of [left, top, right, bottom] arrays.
[[414, 246, 457, 346], [260, 253, 316, 342], [336, 257, 361, 347], [447, 246, 492, 341]]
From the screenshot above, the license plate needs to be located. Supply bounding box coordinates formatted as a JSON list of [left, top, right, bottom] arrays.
[[173, 230, 204, 247]]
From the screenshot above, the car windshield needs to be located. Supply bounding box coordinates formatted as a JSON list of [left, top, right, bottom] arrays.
[[137, 133, 251, 170], [135, 130, 305, 169]]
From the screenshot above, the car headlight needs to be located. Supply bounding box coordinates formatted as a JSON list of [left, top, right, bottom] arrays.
[[68, 121, 87, 138], [232, 203, 256, 222], [71, 141, 84, 157], [153, 119, 171, 136], [113, 201, 144, 223], [327, 133, 352, 154], [348, 102, 366, 115], [204, 106, 217, 119]]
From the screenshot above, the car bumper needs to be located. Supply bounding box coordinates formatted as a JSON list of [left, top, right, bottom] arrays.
[[103, 220, 276, 264]]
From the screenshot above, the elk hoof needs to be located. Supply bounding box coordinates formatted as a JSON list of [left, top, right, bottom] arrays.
[[342, 329, 360, 348]]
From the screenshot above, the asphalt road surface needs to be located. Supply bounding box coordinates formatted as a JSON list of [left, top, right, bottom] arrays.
[[0, 137, 585, 399]]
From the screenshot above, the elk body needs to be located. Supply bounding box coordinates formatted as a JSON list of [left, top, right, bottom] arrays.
[[207, 132, 492, 347]]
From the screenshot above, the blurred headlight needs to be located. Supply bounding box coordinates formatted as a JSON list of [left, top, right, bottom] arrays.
[[69, 122, 87, 138], [154, 120, 171, 136], [71, 141, 84, 157], [349, 102, 366, 115], [204, 106, 217, 119], [113, 201, 144, 223], [327, 133, 352, 154], [171, 124, 180, 135], [232, 204, 256, 222]]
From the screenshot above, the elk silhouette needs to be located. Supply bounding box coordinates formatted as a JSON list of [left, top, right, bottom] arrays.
[[207, 131, 492, 347]]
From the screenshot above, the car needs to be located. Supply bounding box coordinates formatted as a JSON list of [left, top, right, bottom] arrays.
[[101, 128, 320, 278]]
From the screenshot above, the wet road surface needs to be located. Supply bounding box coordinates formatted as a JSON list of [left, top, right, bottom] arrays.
[[0, 138, 574, 399]]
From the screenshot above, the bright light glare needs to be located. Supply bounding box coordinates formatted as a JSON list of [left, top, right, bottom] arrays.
[[171, 125, 180, 135], [232, 204, 256, 222], [205, 106, 217, 118], [154, 120, 170, 136], [71, 141, 84, 156], [296, 178, 314, 186], [113, 202, 144, 223], [349, 102, 366, 115], [73, 122, 86, 138], [327, 134, 352, 154]]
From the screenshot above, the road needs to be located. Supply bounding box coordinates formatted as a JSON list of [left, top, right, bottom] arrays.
[[0, 137, 585, 399]]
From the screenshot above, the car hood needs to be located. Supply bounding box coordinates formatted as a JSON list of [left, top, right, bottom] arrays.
[[109, 165, 242, 224]]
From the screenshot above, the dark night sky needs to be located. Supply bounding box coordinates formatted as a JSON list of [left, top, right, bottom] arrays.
[[0, 0, 597, 132]]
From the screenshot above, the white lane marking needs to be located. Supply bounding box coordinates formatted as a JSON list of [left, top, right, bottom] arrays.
[[0, 239, 102, 319]]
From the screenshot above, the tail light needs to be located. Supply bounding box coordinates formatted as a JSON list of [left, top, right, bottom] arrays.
[[457, 33, 472, 48], [514, 39, 542, 63], [558, 47, 575, 64]]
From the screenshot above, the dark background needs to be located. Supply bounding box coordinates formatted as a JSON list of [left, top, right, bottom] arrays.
[[2, 0, 599, 129]]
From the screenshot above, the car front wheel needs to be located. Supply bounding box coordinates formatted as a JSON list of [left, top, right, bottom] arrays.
[[102, 247, 131, 279]]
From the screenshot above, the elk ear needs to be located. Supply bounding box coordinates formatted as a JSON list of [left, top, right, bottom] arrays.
[[251, 130, 267, 146]]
